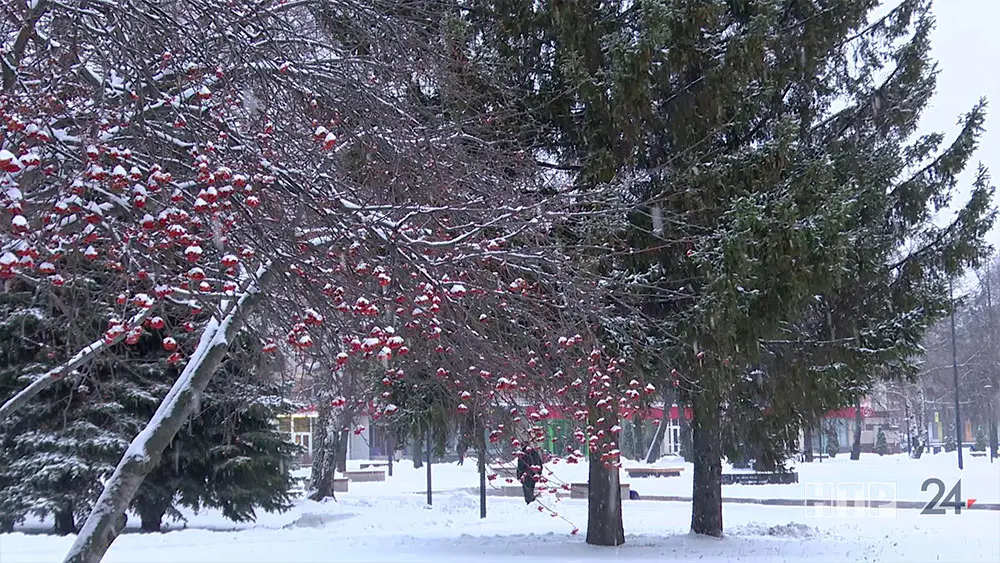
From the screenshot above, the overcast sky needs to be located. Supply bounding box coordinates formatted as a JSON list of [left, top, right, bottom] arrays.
[[925, 0, 1000, 247]]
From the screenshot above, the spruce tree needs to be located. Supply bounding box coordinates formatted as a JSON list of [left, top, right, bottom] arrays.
[[111, 331, 298, 532], [973, 427, 987, 452], [469, 0, 994, 540], [750, 0, 994, 469], [0, 283, 298, 533], [0, 281, 123, 535]]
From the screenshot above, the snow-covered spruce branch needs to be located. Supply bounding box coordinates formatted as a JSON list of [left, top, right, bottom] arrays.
[[0, 304, 156, 423], [63, 262, 274, 563]]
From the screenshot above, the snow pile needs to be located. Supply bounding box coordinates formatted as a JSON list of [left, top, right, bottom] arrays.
[[733, 522, 818, 539]]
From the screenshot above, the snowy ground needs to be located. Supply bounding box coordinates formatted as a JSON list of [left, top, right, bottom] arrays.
[[2, 452, 997, 562]]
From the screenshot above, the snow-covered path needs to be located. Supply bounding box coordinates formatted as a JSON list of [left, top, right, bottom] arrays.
[[3, 492, 997, 562], [2, 453, 997, 562]]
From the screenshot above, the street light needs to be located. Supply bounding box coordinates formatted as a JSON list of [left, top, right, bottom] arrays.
[[987, 384, 996, 463], [949, 278, 963, 470]]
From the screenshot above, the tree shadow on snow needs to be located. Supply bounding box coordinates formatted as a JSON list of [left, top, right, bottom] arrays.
[[380, 530, 832, 562]]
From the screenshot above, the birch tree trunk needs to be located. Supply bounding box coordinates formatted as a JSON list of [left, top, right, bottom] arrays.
[[63, 266, 272, 563], [644, 404, 669, 463], [913, 386, 928, 459], [309, 401, 339, 501]]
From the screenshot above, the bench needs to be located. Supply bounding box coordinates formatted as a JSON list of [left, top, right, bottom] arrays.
[[568, 482, 631, 500], [721, 472, 798, 485], [624, 467, 684, 478], [359, 461, 389, 470], [343, 469, 386, 482], [494, 485, 528, 497], [294, 477, 348, 493], [488, 465, 517, 478]]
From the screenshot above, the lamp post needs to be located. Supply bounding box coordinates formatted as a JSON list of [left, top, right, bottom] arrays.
[[904, 398, 912, 456], [950, 278, 963, 470], [987, 383, 996, 463]]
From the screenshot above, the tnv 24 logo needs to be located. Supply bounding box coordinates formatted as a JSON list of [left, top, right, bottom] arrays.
[[921, 478, 976, 514]]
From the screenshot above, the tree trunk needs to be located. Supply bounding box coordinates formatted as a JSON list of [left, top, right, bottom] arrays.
[[477, 428, 487, 519], [54, 504, 76, 536], [679, 411, 693, 462], [644, 404, 669, 463], [586, 454, 625, 546], [690, 392, 722, 537], [586, 400, 624, 547], [335, 428, 350, 473], [412, 435, 423, 469], [63, 266, 272, 563], [990, 416, 998, 460], [633, 415, 645, 461], [137, 502, 167, 533], [387, 434, 395, 477], [309, 402, 339, 501], [913, 386, 927, 459], [850, 398, 863, 460], [425, 428, 433, 506], [803, 425, 814, 462], [0, 516, 14, 534]]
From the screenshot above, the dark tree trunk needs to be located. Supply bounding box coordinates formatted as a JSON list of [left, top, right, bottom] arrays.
[[388, 434, 395, 477], [679, 411, 693, 462], [54, 504, 76, 536], [412, 435, 423, 469], [138, 501, 168, 533], [633, 415, 645, 461], [476, 419, 487, 518], [586, 402, 624, 547], [335, 428, 349, 473], [586, 456, 625, 546], [803, 425, 814, 462], [850, 398, 863, 460], [425, 428, 433, 506], [990, 413, 998, 460], [690, 392, 723, 537]]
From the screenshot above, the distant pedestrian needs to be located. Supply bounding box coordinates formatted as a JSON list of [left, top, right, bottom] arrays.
[[516, 446, 543, 504]]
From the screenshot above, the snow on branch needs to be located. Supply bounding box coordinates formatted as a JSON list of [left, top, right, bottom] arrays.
[[64, 262, 272, 563], [0, 304, 156, 422]]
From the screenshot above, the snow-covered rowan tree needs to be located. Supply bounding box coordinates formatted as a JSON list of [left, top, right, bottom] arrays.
[[113, 331, 299, 533], [3, 0, 596, 559]]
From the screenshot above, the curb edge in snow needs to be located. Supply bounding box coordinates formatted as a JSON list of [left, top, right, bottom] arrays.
[[636, 495, 1000, 511]]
